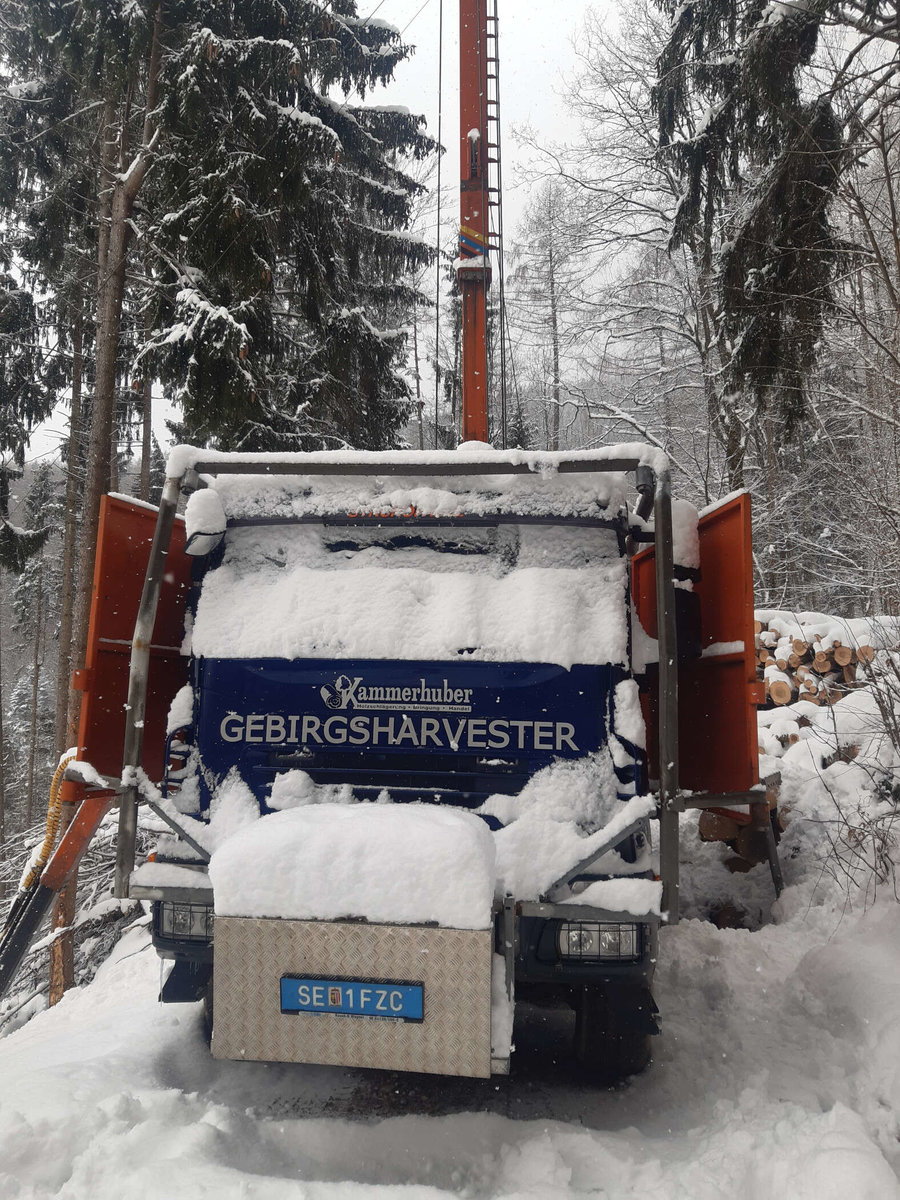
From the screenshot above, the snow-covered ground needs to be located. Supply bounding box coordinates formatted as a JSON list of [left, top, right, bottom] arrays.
[[2, 691, 899, 1198]]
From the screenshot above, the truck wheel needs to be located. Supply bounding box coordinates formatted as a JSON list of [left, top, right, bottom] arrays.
[[572, 986, 652, 1083]]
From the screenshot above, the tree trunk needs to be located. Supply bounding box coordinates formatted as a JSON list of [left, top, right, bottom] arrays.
[[0, 571, 5, 900], [67, 214, 124, 749], [140, 366, 152, 501], [53, 3, 165, 1005], [55, 291, 85, 758], [109, 411, 119, 494], [413, 304, 424, 451], [54, 171, 135, 1013], [67, 0, 163, 750], [52, 176, 134, 1011], [65, 101, 118, 754], [548, 236, 560, 452], [25, 549, 44, 826]]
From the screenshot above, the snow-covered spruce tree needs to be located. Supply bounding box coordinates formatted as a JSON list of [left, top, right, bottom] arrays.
[[11, 464, 61, 634], [652, 0, 845, 443], [0, 0, 435, 753], [143, 5, 435, 451], [2, 49, 97, 749], [0, 1, 163, 757], [0, 468, 54, 854], [0, 281, 51, 572]]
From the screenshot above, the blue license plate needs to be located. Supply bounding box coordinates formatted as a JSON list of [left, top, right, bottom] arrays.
[[280, 976, 424, 1022]]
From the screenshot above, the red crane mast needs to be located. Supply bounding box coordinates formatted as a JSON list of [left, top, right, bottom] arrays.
[[458, 0, 492, 443]]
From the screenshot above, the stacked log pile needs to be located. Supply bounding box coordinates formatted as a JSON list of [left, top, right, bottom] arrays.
[[698, 612, 898, 905], [755, 612, 879, 708]]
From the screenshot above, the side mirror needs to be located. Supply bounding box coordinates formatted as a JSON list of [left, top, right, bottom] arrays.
[[184, 488, 226, 557]]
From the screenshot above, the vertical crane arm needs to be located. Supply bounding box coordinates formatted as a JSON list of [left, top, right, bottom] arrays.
[[458, 0, 491, 443]]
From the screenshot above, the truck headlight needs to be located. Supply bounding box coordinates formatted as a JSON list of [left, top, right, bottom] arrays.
[[557, 922, 640, 961], [158, 902, 214, 941]]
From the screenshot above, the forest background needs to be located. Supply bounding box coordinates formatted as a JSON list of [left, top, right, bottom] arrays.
[[0, 0, 898, 865]]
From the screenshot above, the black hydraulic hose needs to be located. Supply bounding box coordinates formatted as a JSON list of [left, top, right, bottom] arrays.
[[0, 885, 57, 1003]]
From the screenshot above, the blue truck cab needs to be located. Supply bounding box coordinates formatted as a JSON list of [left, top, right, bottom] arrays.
[[133, 447, 681, 1081]]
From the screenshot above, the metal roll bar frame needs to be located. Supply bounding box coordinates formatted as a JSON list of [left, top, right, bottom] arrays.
[[113, 452, 683, 919]]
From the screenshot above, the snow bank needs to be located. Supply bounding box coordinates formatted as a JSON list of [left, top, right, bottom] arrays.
[[758, 686, 896, 783], [2, 905, 899, 1199], [208, 803, 496, 929]]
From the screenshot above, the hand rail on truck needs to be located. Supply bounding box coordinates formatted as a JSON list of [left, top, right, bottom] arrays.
[[542, 812, 656, 902], [111, 450, 685, 918]]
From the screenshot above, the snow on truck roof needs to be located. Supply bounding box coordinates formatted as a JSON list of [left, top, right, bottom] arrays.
[[167, 441, 671, 477], [170, 441, 669, 522]]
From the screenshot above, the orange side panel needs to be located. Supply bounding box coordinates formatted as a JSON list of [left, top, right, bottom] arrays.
[[633, 492, 759, 794], [74, 496, 191, 783]]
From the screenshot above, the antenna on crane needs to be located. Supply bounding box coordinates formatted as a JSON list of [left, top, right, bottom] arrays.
[[458, 0, 506, 444]]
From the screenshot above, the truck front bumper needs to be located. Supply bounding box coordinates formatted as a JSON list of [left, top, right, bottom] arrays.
[[137, 875, 662, 1057]]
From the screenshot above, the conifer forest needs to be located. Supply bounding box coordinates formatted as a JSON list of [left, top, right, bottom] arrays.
[[0, 0, 898, 853]]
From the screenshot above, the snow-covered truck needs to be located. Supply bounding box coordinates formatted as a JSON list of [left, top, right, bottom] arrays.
[[0, 5, 774, 1062], [0, 441, 768, 1081], [97, 442, 761, 1083]]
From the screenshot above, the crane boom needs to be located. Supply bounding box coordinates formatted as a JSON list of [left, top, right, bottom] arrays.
[[458, 0, 492, 443]]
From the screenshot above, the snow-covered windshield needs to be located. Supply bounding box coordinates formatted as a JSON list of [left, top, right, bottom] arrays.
[[189, 520, 629, 668]]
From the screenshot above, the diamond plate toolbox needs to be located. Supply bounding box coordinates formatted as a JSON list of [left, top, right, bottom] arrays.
[[211, 917, 494, 1078]]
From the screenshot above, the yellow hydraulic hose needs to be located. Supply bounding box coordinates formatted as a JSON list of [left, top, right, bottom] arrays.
[[21, 754, 76, 892]]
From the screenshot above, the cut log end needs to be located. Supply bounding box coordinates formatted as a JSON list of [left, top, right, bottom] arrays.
[[768, 678, 794, 706]]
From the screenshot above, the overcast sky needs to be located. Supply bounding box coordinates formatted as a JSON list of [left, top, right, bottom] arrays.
[[370, 0, 601, 233]]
